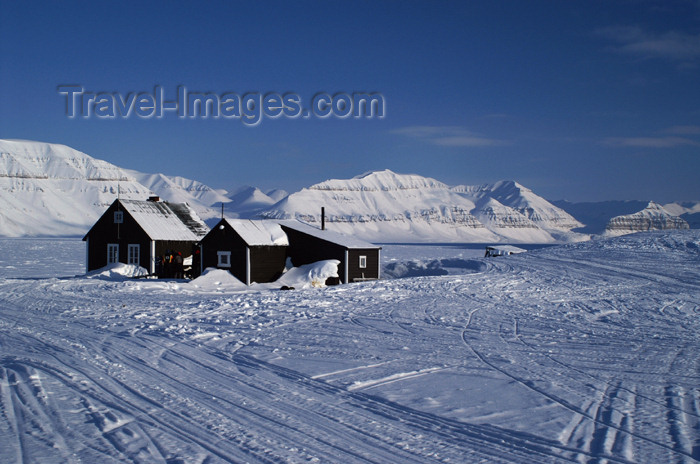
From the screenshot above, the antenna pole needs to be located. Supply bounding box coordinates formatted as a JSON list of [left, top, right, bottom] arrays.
[[117, 183, 121, 240], [221, 202, 224, 219]]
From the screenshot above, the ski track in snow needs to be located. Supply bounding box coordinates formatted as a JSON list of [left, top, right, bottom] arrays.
[[0, 233, 699, 463]]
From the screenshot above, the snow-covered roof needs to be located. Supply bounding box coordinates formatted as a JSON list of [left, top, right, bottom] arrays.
[[223, 219, 289, 246], [119, 199, 209, 241], [279, 220, 380, 250]]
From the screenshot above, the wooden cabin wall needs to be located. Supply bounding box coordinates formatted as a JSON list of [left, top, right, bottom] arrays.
[[85, 202, 150, 271], [250, 246, 288, 283], [347, 249, 380, 282], [281, 226, 348, 282], [200, 221, 248, 283]]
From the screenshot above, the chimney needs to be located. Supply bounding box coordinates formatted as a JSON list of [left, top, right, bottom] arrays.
[[321, 207, 325, 230], [147, 195, 160, 202]]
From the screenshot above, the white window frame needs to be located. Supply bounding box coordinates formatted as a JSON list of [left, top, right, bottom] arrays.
[[114, 211, 123, 223], [359, 255, 367, 269], [217, 251, 231, 268], [107, 243, 119, 264], [128, 244, 140, 266]]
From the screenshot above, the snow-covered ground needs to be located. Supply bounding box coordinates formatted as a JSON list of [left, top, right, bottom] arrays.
[[1, 232, 699, 463]]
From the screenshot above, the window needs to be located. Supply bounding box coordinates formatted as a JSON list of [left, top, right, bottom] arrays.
[[107, 244, 119, 264], [114, 211, 123, 223], [128, 244, 140, 266], [217, 251, 231, 268], [359, 255, 367, 269]]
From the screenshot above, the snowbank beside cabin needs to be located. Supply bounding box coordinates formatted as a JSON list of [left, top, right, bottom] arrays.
[[190, 261, 341, 291], [274, 259, 340, 289], [189, 268, 248, 292], [86, 262, 149, 280], [81, 259, 341, 292]]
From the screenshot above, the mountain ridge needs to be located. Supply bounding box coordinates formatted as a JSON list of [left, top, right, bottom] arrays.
[[259, 170, 583, 243], [0, 139, 694, 241]]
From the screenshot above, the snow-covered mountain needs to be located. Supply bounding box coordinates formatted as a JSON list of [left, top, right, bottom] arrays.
[[471, 197, 548, 242], [226, 186, 281, 217], [258, 170, 585, 243], [0, 140, 154, 236], [457, 180, 583, 231], [552, 200, 649, 234], [0, 139, 229, 236], [605, 201, 690, 236], [125, 169, 230, 217], [0, 139, 589, 242], [3, 139, 693, 243], [454, 180, 584, 242], [261, 170, 496, 242], [266, 188, 289, 203], [663, 201, 700, 229]]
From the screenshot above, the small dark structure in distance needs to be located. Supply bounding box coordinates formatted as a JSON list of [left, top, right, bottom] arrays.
[[484, 245, 527, 258]]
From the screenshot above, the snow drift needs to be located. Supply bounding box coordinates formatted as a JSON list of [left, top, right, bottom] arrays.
[[190, 260, 341, 291], [274, 259, 340, 289], [86, 262, 149, 280]]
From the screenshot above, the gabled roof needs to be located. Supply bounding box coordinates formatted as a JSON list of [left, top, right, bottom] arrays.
[[114, 199, 208, 241], [221, 219, 288, 246], [279, 220, 380, 250]]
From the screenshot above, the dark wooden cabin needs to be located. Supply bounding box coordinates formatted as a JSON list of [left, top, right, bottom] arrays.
[[82, 197, 209, 275], [199, 219, 289, 285], [279, 220, 381, 284]]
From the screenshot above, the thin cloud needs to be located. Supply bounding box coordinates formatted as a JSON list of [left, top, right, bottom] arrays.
[[392, 126, 509, 147], [597, 25, 700, 62], [603, 136, 700, 148], [664, 125, 700, 135]]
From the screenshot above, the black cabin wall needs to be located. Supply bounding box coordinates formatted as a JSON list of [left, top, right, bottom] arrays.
[[347, 249, 380, 281], [281, 225, 381, 283], [250, 246, 288, 283], [199, 220, 287, 284], [85, 202, 150, 271]]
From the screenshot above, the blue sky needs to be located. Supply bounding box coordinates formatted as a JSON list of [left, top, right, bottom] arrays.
[[1, 0, 699, 202]]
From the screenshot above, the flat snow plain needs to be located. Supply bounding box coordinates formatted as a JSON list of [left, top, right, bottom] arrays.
[[0, 232, 699, 463]]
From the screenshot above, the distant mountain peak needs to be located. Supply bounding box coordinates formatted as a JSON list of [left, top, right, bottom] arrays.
[[265, 188, 289, 202], [0, 139, 153, 236], [260, 170, 586, 243], [605, 201, 690, 236], [490, 179, 527, 190], [228, 185, 276, 209], [352, 168, 395, 179], [313, 169, 447, 192], [0, 139, 132, 182], [453, 179, 582, 231]]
